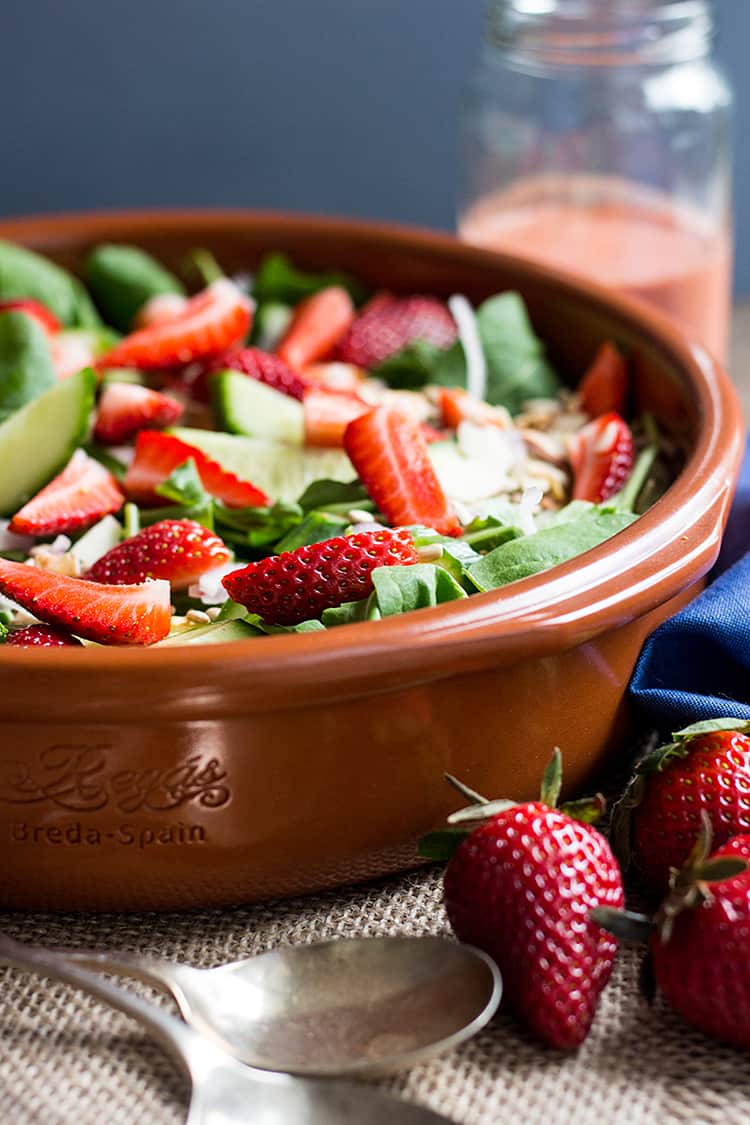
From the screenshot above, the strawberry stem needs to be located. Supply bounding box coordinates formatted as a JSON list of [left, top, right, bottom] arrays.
[[539, 748, 562, 808], [443, 773, 489, 806]]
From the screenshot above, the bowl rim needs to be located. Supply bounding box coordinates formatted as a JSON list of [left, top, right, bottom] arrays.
[[0, 207, 743, 690]]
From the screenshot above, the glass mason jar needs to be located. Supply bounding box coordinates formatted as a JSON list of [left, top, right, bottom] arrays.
[[458, 0, 733, 361]]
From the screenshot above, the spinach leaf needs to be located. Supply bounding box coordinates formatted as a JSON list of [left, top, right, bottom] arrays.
[[431, 292, 561, 413], [321, 598, 380, 627], [297, 478, 368, 513], [86, 244, 185, 333], [0, 240, 101, 327], [274, 510, 349, 553], [468, 508, 638, 592], [409, 526, 481, 589], [371, 563, 467, 616], [253, 253, 367, 305], [369, 291, 560, 412], [215, 599, 249, 622], [372, 340, 446, 390], [214, 500, 303, 550], [247, 613, 326, 635], [155, 458, 211, 507], [461, 515, 524, 553], [0, 310, 56, 420]]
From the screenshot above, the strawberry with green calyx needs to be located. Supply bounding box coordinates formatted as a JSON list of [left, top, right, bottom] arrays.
[[611, 718, 750, 895], [419, 752, 622, 1050], [594, 816, 750, 1050]]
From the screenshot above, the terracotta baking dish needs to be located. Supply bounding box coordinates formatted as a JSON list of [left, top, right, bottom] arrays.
[[0, 210, 743, 912]]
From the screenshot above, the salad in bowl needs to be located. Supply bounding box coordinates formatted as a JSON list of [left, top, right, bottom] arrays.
[[0, 239, 673, 649]]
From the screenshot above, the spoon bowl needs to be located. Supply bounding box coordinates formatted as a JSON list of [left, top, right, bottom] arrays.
[[58, 935, 502, 1075], [0, 934, 456, 1125]]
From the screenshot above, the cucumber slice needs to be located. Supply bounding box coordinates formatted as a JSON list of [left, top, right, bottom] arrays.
[[170, 427, 355, 503], [212, 371, 305, 444], [0, 368, 96, 515], [158, 618, 258, 646]]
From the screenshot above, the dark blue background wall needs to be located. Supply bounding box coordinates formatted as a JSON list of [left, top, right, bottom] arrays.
[[0, 1, 746, 287]]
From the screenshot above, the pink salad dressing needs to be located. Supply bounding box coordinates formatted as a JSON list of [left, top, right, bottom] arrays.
[[460, 182, 732, 362]]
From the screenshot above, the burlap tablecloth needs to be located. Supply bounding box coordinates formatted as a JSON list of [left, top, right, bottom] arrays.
[[1, 857, 749, 1125]]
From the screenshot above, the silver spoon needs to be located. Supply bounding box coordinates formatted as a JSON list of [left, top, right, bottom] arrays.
[[28, 935, 501, 1076], [0, 933, 456, 1125]]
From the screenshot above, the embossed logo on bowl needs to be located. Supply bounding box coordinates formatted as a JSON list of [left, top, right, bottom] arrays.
[[0, 744, 231, 813]]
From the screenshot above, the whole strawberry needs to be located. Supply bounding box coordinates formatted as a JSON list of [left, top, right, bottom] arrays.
[[421, 755, 623, 1049], [612, 719, 750, 894], [594, 820, 750, 1050], [650, 832, 750, 1049]]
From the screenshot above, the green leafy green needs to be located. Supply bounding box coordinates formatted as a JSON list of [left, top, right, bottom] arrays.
[[0, 240, 101, 327], [321, 598, 381, 627], [371, 564, 467, 616], [372, 340, 446, 390], [85, 243, 185, 332], [468, 508, 638, 592], [155, 458, 211, 507], [274, 511, 349, 553], [252, 252, 367, 305], [213, 500, 302, 550], [246, 613, 326, 635], [215, 599, 249, 622], [460, 515, 524, 553], [432, 292, 561, 412], [0, 310, 56, 420], [297, 478, 368, 513]]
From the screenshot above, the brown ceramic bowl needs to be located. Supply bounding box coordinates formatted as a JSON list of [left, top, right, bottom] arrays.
[[0, 210, 743, 911]]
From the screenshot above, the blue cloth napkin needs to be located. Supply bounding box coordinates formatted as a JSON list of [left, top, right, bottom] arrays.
[[629, 440, 750, 731]]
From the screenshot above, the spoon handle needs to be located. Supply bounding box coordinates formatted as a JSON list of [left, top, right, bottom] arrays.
[[37, 945, 191, 1000], [0, 933, 200, 1073]]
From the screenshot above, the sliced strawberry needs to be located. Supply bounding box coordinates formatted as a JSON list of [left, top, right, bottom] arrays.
[[134, 292, 189, 330], [302, 362, 364, 393], [335, 293, 457, 369], [94, 382, 184, 445], [86, 519, 231, 589], [96, 279, 252, 370], [9, 450, 124, 537], [124, 431, 269, 509], [223, 527, 419, 625], [0, 299, 61, 335], [201, 347, 309, 402], [578, 342, 629, 418], [0, 558, 171, 646], [276, 286, 355, 370], [438, 387, 510, 430], [5, 624, 82, 647], [569, 412, 635, 502], [344, 407, 461, 536], [303, 386, 368, 448]]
